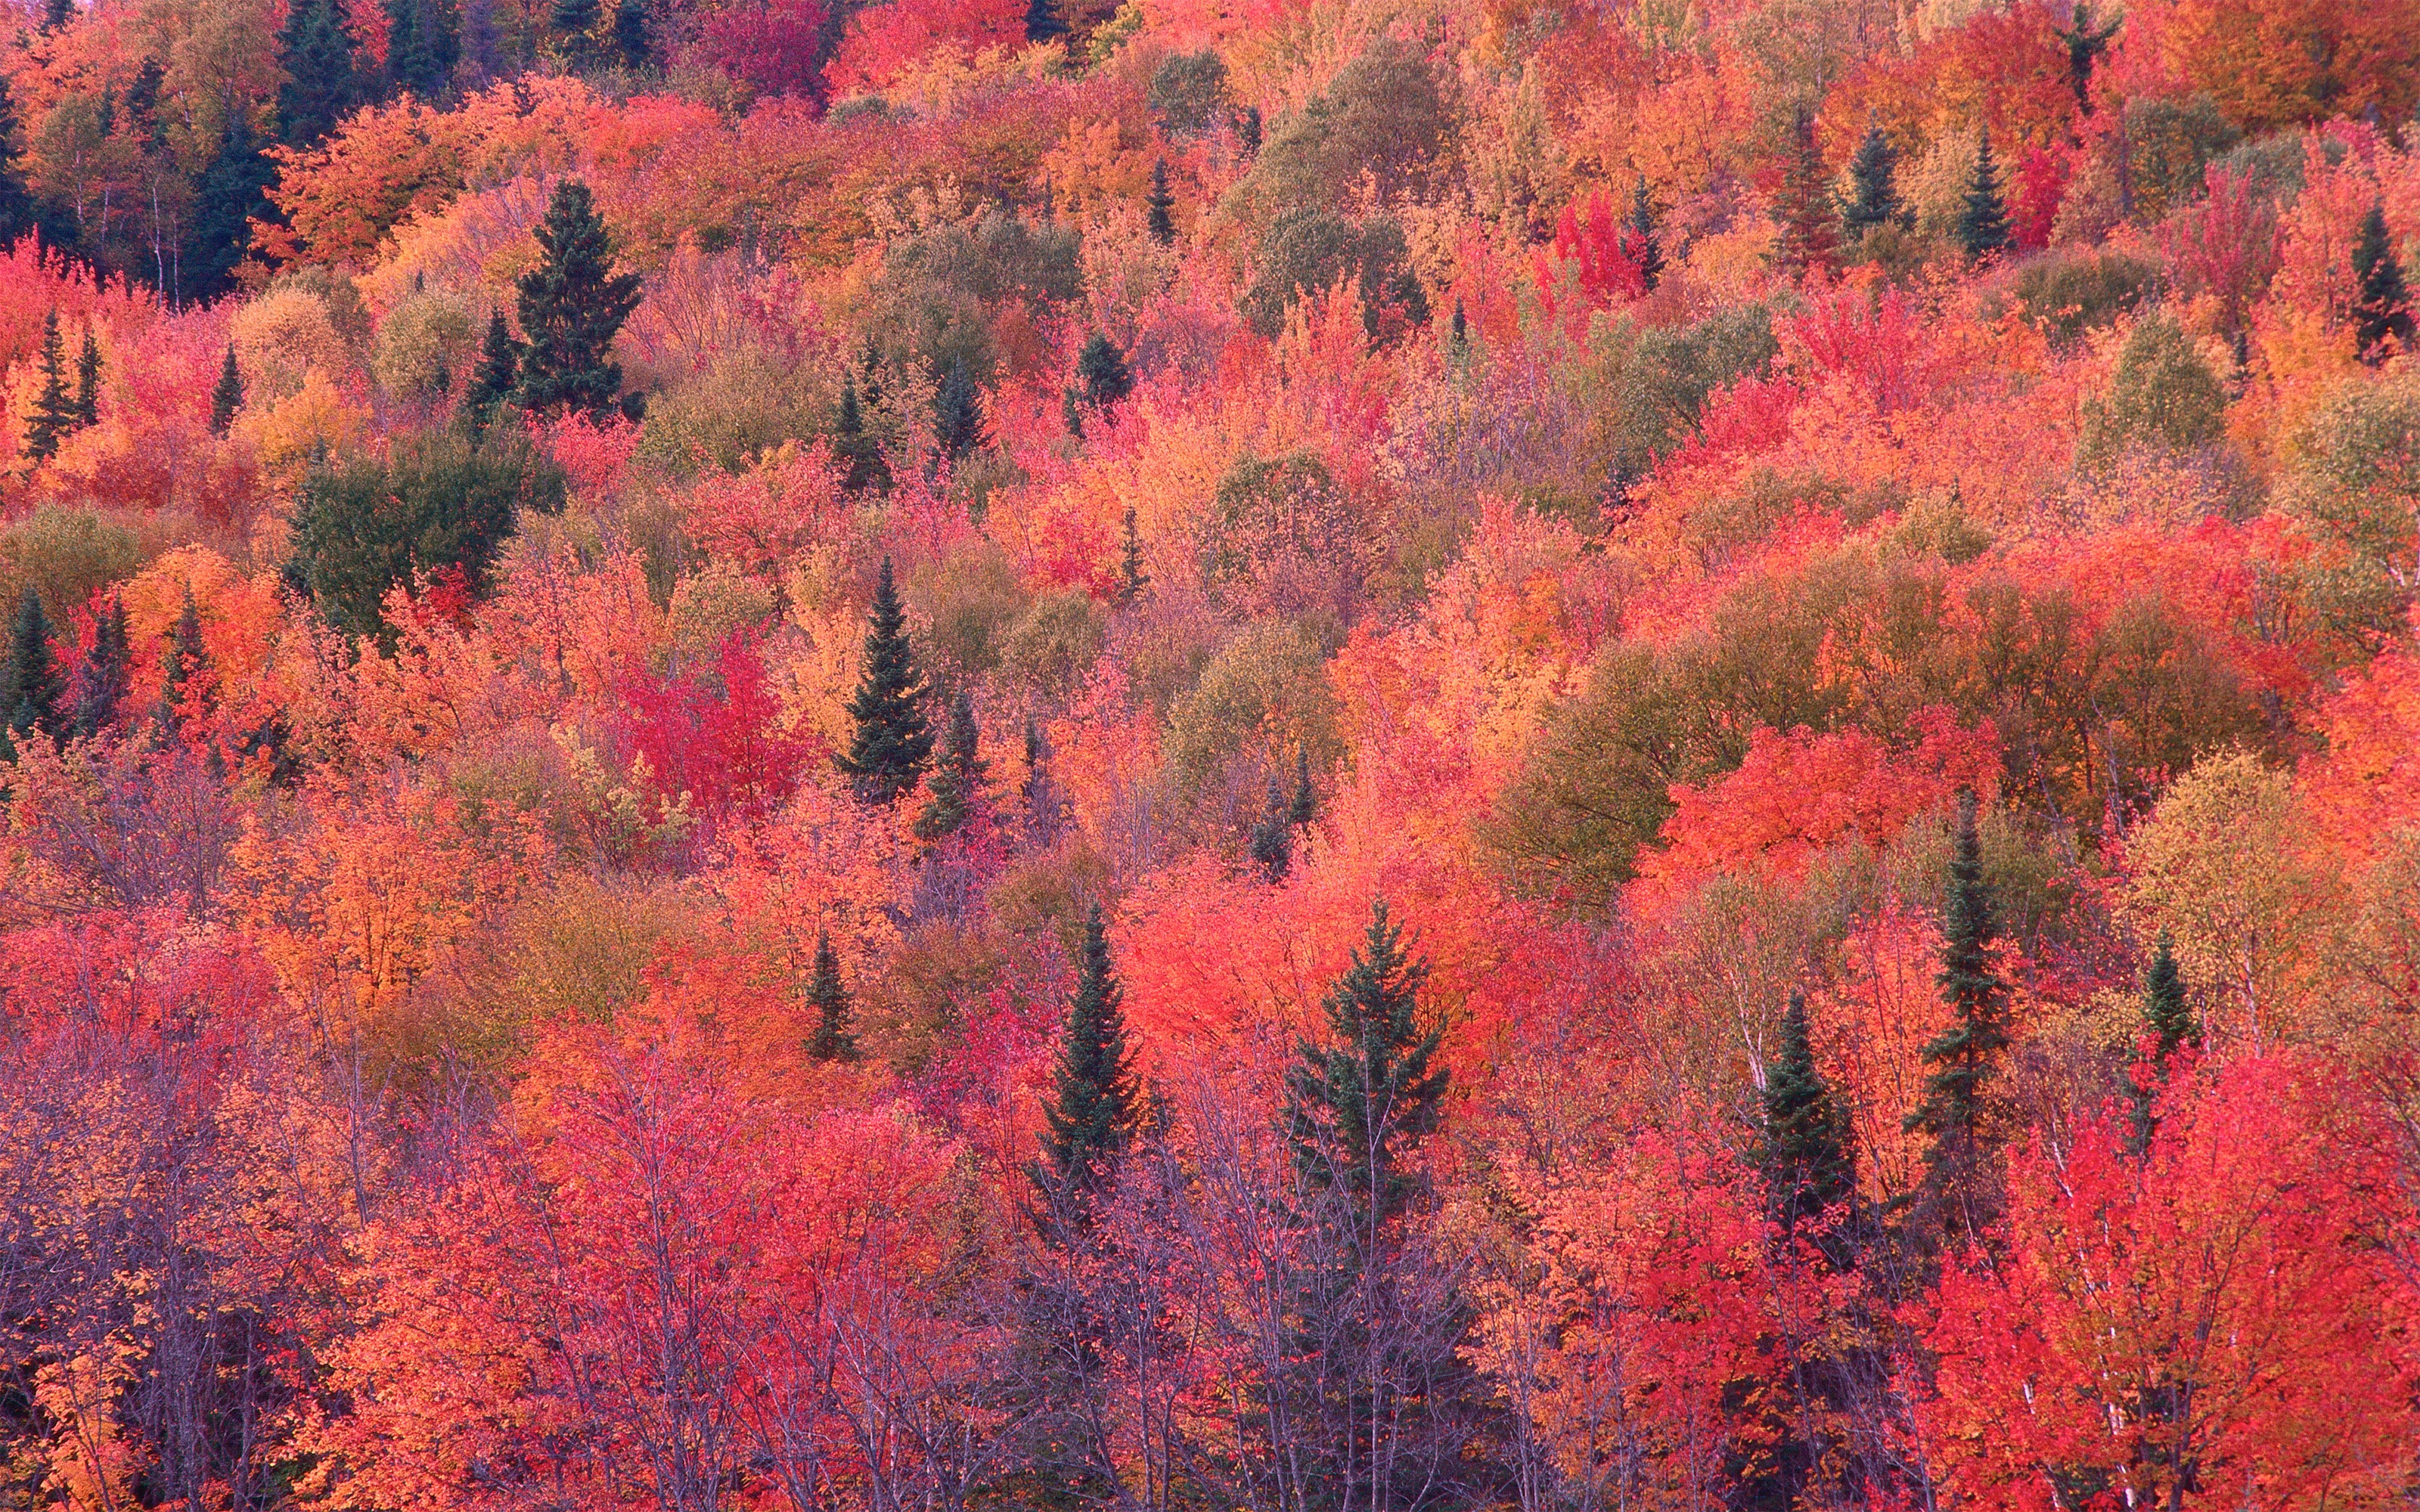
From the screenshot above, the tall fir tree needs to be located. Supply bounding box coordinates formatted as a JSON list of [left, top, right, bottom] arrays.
[[2051, 2, 2121, 112], [834, 374, 891, 492], [1954, 129, 2012, 263], [914, 688, 986, 841], [1032, 904, 1140, 1227], [462, 311, 521, 430], [1145, 158, 1177, 244], [1289, 747, 1317, 828], [42, 0, 72, 32], [1626, 174, 1663, 290], [1024, 0, 1068, 44], [836, 557, 932, 804], [1761, 990, 1856, 1235], [209, 346, 244, 435], [2352, 200, 2414, 363], [1843, 123, 1902, 239], [1905, 790, 2012, 1238], [512, 178, 642, 417], [3, 587, 64, 746], [387, 0, 461, 99], [1118, 505, 1148, 603], [0, 72, 35, 249], [70, 593, 129, 739], [185, 114, 277, 302], [1773, 109, 1840, 276], [72, 329, 100, 429], [805, 931, 859, 1062], [1286, 899, 1447, 1224], [157, 585, 213, 727], [25, 311, 73, 463], [1447, 298, 1469, 358], [277, 0, 365, 146], [551, 0, 603, 67], [2127, 934, 2196, 1151], [1248, 773, 1293, 882], [612, 0, 653, 69], [1075, 331, 1134, 410], [933, 356, 985, 460]]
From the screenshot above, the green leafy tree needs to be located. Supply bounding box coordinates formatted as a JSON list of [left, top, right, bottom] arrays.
[[1761, 990, 1855, 1235], [70, 593, 129, 739], [277, 0, 365, 146], [914, 688, 986, 841], [836, 557, 933, 804], [462, 311, 521, 431], [1773, 109, 1840, 276], [1075, 332, 1133, 411], [805, 931, 859, 1062], [512, 178, 642, 417], [1146, 158, 1176, 244], [2127, 934, 2196, 1151], [1031, 905, 1140, 1227], [1844, 124, 1902, 238], [1905, 791, 2012, 1240], [72, 330, 100, 429], [25, 311, 74, 463], [2077, 311, 2228, 466], [3, 587, 64, 747], [1627, 174, 1663, 290], [934, 357, 986, 460], [1955, 130, 2013, 263], [2352, 200, 2414, 364], [209, 347, 244, 435]]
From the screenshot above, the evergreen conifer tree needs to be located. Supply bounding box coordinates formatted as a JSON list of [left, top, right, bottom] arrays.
[[512, 178, 642, 417], [1286, 899, 1447, 1224], [185, 115, 277, 302], [1146, 158, 1176, 245], [42, 0, 72, 32], [0, 73, 36, 248], [277, 0, 365, 146], [1032, 904, 1139, 1225], [934, 357, 985, 459], [1627, 175, 1663, 290], [3, 587, 64, 745], [26, 311, 73, 463], [1248, 773, 1293, 882], [2127, 934, 2196, 1151], [914, 688, 986, 841], [209, 347, 244, 435], [2352, 200, 2414, 363], [1118, 505, 1148, 603], [2050, 2, 2121, 112], [463, 310, 521, 430], [70, 593, 129, 739], [805, 931, 859, 1062], [1024, 0, 1067, 43], [836, 557, 932, 804], [1774, 109, 1840, 276], [1761, 990, 1855, 1235], [1289, 747, 1317, 829], [1236, 104, 1262, 154], [386, 0, 461, 99], [613, 0, 653, 69], [1021, 717, 1067, 845], [834, 374, 891, 493], [551, 0, 603, 67], [1062, 384, 1085, 440], [72, 329, 100, 429], [1844, 123, 1902, 239], [156, 586, 213, 729], [1447, 298, 1468, 358], [1906, 790, 2012, 1238], [1954, 130, 2012, 263], [1075, 332, 1134, 410]]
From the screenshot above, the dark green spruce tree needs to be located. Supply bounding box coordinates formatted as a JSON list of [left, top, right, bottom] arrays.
[[1248, 773, 1293, 882], [386, 0, 462, 100], [1031, 904, 1140, 1228], [25, 311, 73, 463], [2050, 2, 2121, 112], [1844, 123, 1902, 239], [805, 931, 859, 1063], [934, 357, 985, 460], [2352, 200, 2414, 363], [42, 0, 72, 33], [1075, 331, 1134, 411], [834, 375, 890, 493], [157, 586, 213, 729], [915, 688, 986, 841], [2127, 934, 2196, 1152], [0, 72, 36, 249], [209, 347, 244, 435], [3, 587, 64, 748], [613, 0, 654, 69], [462, 310, 521, 430], [1288, 899, 1447, 1225], [1773, 108, 1840, 276], [1627, 174, 1663, 290], [276, 0, 365, 146], [186, 114, 278, 302], [512, 178, 643, 417], [1145, 158, 1177, 245], [71, 594, 129, 739], [836, 557, 933, 804], [1289, 747, 1317, 828], [1954, 129, 2012, 263], [1904, 790, 2012, 1242], [1118, 506, 1148, 603], [1025, 0, 1068, 45], [1761, 990, 1856, 1238], [551, 0, 603, 67], [73, 329, 100, 429]]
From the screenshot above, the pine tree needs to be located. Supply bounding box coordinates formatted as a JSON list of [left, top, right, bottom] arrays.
[[1843, 123, 1902, 240], [1061, 384, 1085, 440], [70, 593, 129, 739], [0, 73, 36, 249], [1761, 990, 1855, 1234], [512, 178, 643, 417], [157, 585, 213, 727], [1954, 129, 2012, 263], [1289, 747, 1317, 829], [72, 329, 100, 429], [1447, 298, 1468, 358], [1075, 331, 1134, 410], [2050, 2, 2121, 112], [3, 587, 64, 745], [836, 557, 932, 805], [1146, 157, 1177, 245], [1286, 899, 1447, 1225], [25, 311, 73, 463], [933, 356, 986, 460], [612, 0, 653, 69], [1773, 108, 1840, 277], [209, 347, 244, 435], [1905, 790, 2012, 1235], [1024, 0, 1067, 44], [1032, 904, 1140, 1225], [1236, 104, 1262, 155], [1118, 505, 1148, 603], [276, 0, 365, 147], [552, 0, 603, 67], [834, 374, 890, 493], [1021, 717, 1067, 845], [2352, 199, 2415, 364], [387, 0, 461, 99], [1248, 773, 1293, 882], [462, 310, 521, 431], [1627, 175, 1663, 290], [2127, 934, 2196, 1151], [42, 0, 72, 32], [915, 688, 986, 841], [805, 931, 859, 1062], [185, 114, 277, 302]]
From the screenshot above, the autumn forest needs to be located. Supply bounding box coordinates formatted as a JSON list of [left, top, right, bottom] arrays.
[[1, 0, 2418, 1506]]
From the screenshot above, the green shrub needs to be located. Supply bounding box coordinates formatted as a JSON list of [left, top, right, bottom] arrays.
[[2012, 249, 2161, 347]]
